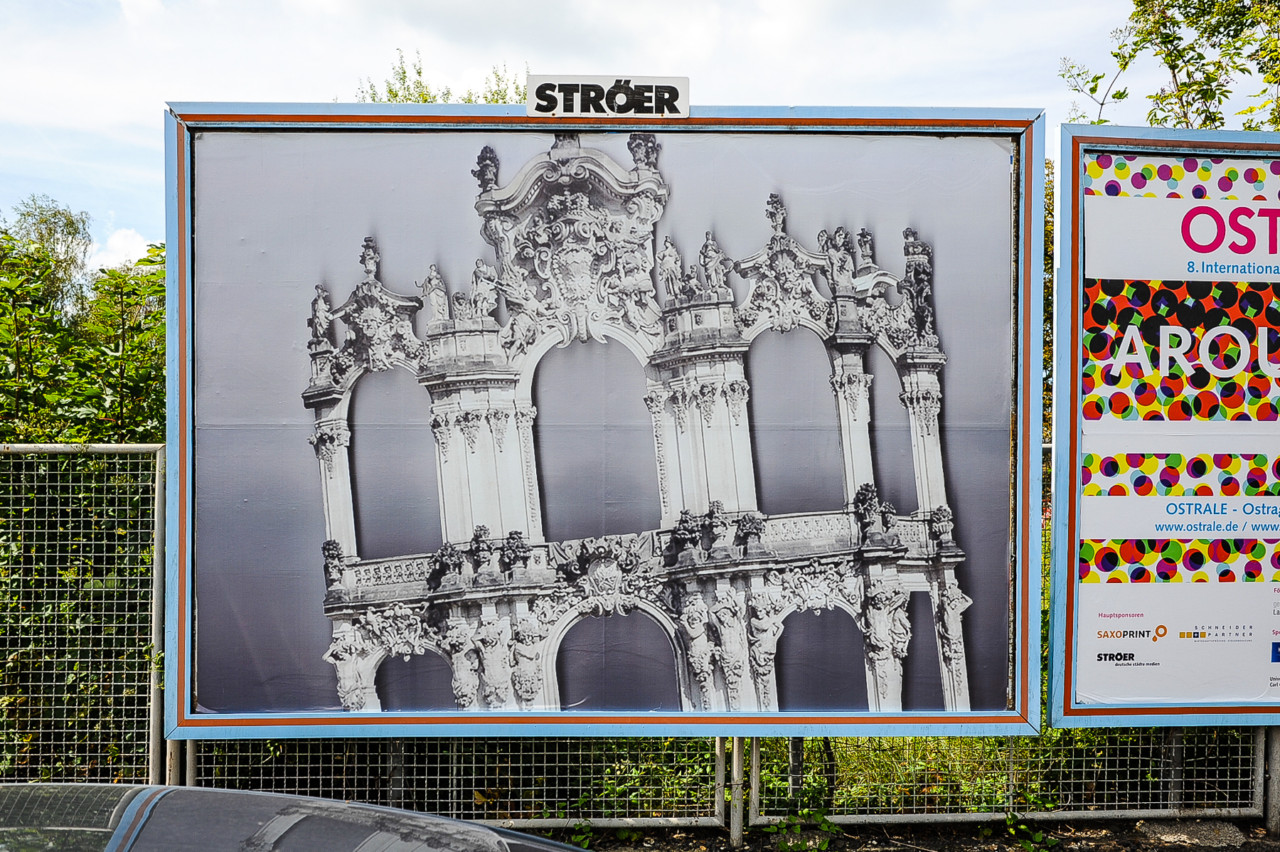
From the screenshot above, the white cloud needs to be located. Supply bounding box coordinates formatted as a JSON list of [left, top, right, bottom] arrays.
[[88, 228, 150, 271]]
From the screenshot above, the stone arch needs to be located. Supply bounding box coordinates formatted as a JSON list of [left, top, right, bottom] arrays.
[[543, 603, 686, 711], [865, 344, 918, 514], [530, 337, 662, 542], [744, 327, 844, 515], [514, 321, 659, 401], [374, 649, 456, 710], [345, 367, 443, 559], [774, 603, 869, 711]]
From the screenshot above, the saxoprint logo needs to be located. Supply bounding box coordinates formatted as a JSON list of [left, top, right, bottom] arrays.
[[527, 76, 689, 118]]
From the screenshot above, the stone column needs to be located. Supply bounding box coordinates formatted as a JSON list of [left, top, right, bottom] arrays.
[[899, 353, 948, 515], [746, 576, 787, 712], [829, 342, 876, 510], [711, 582, 756, 711], [930, 565, 972, 711], [475, 610, 518, 711], [323, 619, 384, 712], [677, 588, 722, 711], [644, 389, 679, 527], [511, 601, 552, 710], [650, 293, 757, 519], [308, 416, 358, 559], [855, 567, 910, 712]]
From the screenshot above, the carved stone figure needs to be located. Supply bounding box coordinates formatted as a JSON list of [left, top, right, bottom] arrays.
[[511, 617, 545, 707], [818, 228, 855, 291], [657, 237, 683, 296], [680, 594, 717, 708], [627, 133, 661, 170], [711, 589, 749, 707], [476, 618, 514, 708], [856, 227, 875, 273], [359, 237, 380, 282], [704, 500, 731, 558], [936, 583, 972, 665], [471, 259, 499, 318], [309, 285, 334, 344], [472, 145, 500, 192], [321, 539, 345, 588], [856, 577, 910, 701], [748, 589, 786, 706], [323, 621, 378, 711], [430, 543, 464, 590], [931, 505, 956, 544], [672, 509, 702, 565], [734, 513, 767, 555], [501, 530, 531, 574], [422, 264, 449, 321], [699, 231, 732, 293], [440, 620, 480, 709]]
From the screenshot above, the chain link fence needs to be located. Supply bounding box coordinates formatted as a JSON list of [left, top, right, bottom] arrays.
[[0, 445, 1265, 828], [0, 445, 162, 783]]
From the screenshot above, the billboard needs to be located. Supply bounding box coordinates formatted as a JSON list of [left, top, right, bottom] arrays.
[[166, 104, 1044, 737], [1053, 124, 1280, 725]]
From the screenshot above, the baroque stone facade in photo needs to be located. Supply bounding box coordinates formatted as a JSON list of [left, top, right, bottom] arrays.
[[302, 133, 973, 714]]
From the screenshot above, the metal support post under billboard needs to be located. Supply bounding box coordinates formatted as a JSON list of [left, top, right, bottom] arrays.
[[730, 737, 745, 848], [750, 737, 762, 826], [1268, 728, 1280, 834], [715, 737, 726, 826]]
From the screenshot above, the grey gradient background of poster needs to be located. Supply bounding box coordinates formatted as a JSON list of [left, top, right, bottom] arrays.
[[191, 129, 1016, 714]]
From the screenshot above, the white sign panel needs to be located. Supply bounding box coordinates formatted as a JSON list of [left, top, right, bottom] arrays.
[[1076, 584, 1278, 705], [1085, 196, 1280, 283], [526, 76, 689, 118]]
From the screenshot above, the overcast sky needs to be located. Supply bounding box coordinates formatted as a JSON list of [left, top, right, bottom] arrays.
[[2, 0, 1161, 269]]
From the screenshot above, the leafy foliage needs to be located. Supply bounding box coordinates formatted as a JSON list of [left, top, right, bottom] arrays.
[[356, 51, 526, 104], [1062, 0, 1280, 130], [0, 194, 92, 311], [0, 234, 164, 444], [1059, 28, 1135, 124]]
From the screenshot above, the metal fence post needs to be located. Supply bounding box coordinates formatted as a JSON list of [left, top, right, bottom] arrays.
[[1267, 727, 1280, 835], [750, 736, 761, 826], [166, 740, 183, 785], [730, 736, 744, 848], [715, 736, 726, 826], [148, 448, 166, 785]]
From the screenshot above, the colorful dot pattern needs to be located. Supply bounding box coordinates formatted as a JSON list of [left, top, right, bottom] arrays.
[[1082, 278, 1280, 420], [1079, 153, 1280, 588], [1082, 452, 1280, 496], [1079, 538, 1280, 583], [1084, 153, 1280, 200]]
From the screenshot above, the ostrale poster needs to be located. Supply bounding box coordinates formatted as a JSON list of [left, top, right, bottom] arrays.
[[1057, 125, 1280, 725]]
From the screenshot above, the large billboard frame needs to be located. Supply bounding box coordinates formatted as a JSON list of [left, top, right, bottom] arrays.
[[1053, 123, 1280, 726], [166, 103, 1045, 738]]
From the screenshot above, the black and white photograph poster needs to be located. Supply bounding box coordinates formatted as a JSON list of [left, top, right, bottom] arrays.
[[165, 105, 1044, 737]]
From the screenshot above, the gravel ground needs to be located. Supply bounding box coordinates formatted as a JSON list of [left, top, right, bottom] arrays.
[[575, 819, 1280, 852]]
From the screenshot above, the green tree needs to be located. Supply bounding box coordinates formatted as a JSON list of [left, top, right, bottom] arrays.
[[66, 246, 166, 443], [0, 231, 165, 445], [1062, 0, 1280, 130], [0, 234, 76, 440], [356, 51, 526, 104], [1, 194, 92, 311]]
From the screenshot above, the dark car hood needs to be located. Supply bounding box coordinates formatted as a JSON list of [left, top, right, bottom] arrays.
[[0, 785, 574, 852]]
